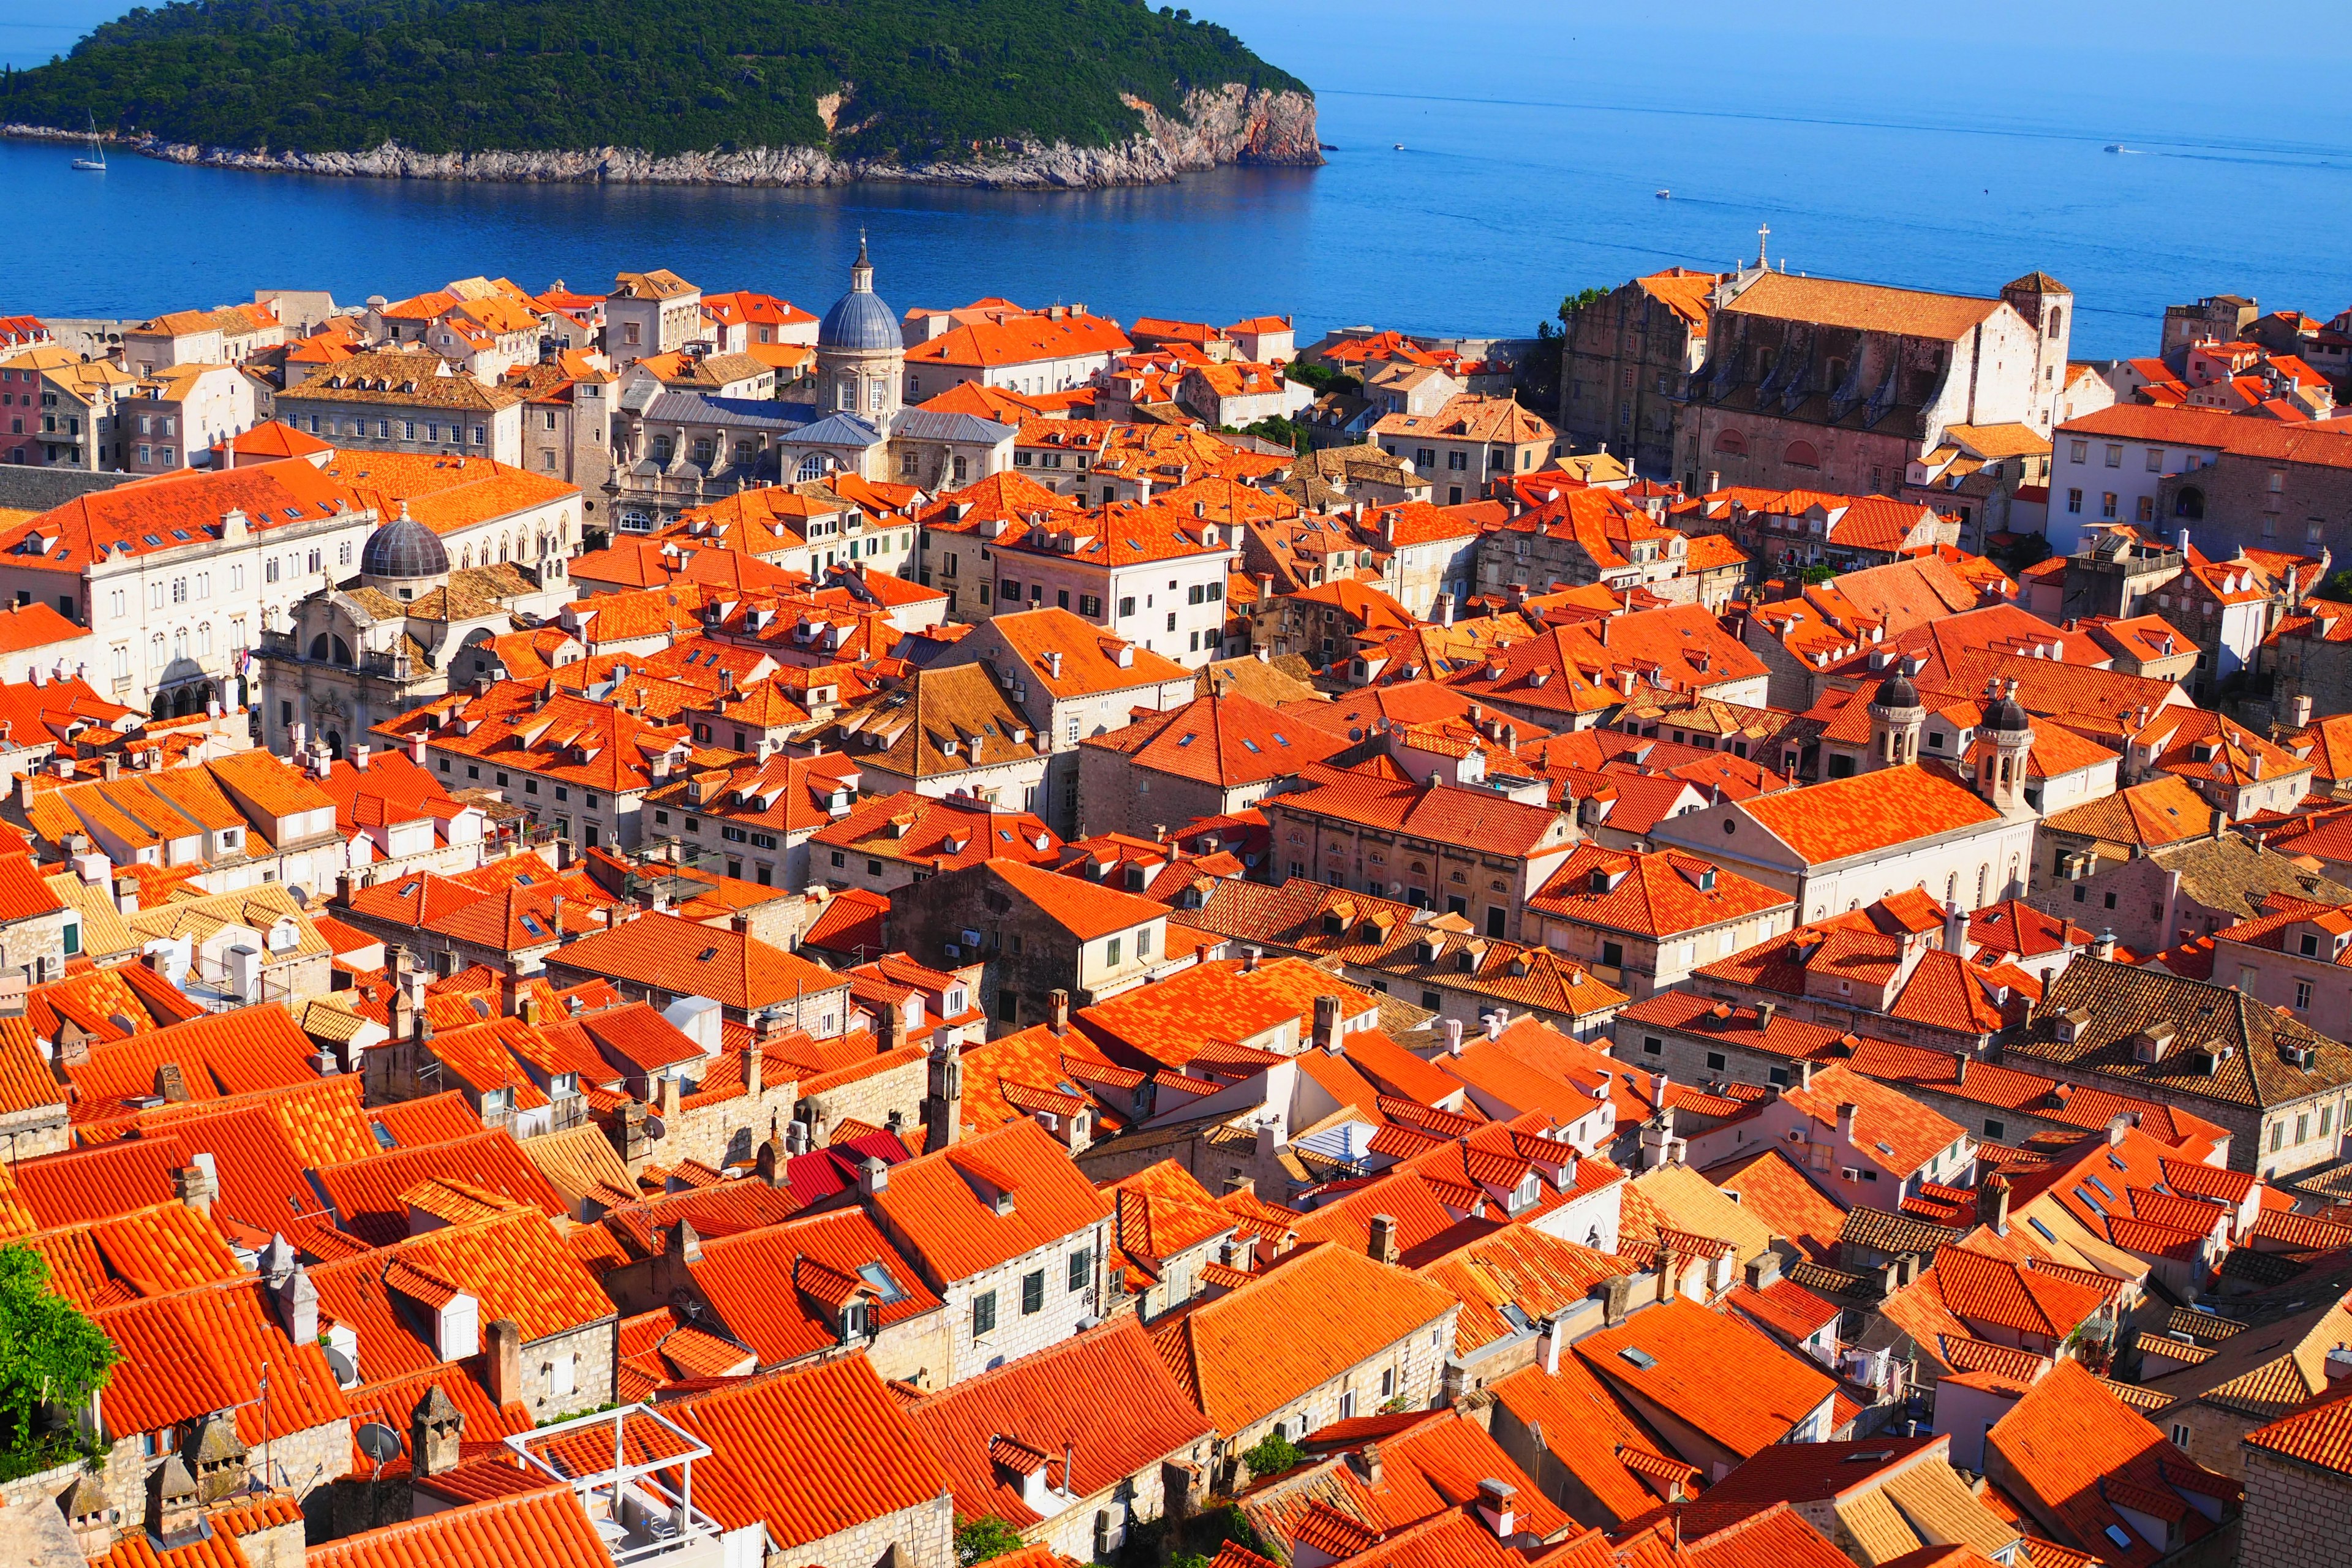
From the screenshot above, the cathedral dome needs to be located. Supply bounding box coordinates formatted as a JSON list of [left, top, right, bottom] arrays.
[[360, 507, 449, 580], [818, 236, 900, 354]]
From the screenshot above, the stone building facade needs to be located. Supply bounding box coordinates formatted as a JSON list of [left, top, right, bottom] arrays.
[[2237, 1419, 2352, 1568], [1675, 265, 2069, 499], [1558, 269, 1720, 475]]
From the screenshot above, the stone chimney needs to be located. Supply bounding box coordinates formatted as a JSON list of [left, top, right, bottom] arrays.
[[1837, 1103, 1860, 1145], [922, 1028, 963, 1153], [1952, 1051, 1970, 1087], [858, 1155, 891, 1197], [60, 1471, 116, 1559], [272, 1261, 317, 1346], [155, 1062, 190, 1104], [144, 1456, 203, 1553], [1442, 1018, 1464, 1056], [1592, 1273, 1634, 1327], [1983, 1170, 2011, 1236], [617, 1099, 650, 1173], [1744, 1250, 1784, 1291], [1368, 1213, 1400, 1266], [2094, 929, 2117, 961], [1049, 989, 1071, 1036], [409, 1384, 465, 1480], [1312, 994, 1342, 1053], [173, 1155, 216, 1218], [483, 1319, 523, 1408]]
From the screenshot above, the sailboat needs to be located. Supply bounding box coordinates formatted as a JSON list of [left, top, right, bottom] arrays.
[[71, 113, 105, 172]]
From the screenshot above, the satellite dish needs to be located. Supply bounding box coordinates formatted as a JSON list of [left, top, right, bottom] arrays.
[[355, 1423, 401, 1465], [325, 1348, 358, 1387], [644, 1115, 667, 1140]]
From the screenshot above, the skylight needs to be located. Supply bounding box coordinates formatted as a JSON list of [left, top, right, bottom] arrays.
[[519, 915, 545, 937], [857, 1261, 907, 1305], [2086, 1174, 2116, 1200], [1618, 1347, 1657, 1369]]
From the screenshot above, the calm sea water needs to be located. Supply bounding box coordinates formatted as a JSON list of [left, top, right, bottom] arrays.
[[4, 1, 2351, 360]]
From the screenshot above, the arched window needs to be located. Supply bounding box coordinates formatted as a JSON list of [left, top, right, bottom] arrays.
[[306, 634, 354, 666], [2176, 487, 2205, 519], [499, 537, 510, 564], [2047, 306, 2064, 339], [868, 379, 886, 412], [1714, 428, 1748, 456], [797, 454, 825, 482], [1784, 440, 1821, 470]]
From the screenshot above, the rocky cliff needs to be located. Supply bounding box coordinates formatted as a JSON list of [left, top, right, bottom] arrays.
[[4, 84, 1318, 189]]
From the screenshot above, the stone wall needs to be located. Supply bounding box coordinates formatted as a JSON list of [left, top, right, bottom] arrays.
[[652, 1074, 801, 1172], [519, 1319, 619, 1424], [797, 1048, 926, 1143], [927, 1219, 1112, 1384], [2239, 1447, 2351, 1568], [772, 1491, 954, 1568]]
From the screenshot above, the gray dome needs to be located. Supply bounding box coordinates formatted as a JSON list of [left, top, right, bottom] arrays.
[[1985, 693, 2033, 734], [818, 236, 900, 353], [1871, 672, 1921, 711], [361, 510, 450, 580]]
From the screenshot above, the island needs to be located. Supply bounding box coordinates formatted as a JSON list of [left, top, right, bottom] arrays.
[[0, 0, 1319, 187]]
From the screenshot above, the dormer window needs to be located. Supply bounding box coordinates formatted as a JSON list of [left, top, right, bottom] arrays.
[[2303, 933, 2321, 957]]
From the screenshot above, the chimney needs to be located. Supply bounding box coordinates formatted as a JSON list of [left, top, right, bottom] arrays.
[[2324, 1344, 2352, 1387], [1983, 1170, 2011, 1235], [272, 1260, 318, 1345], [1744, 1251, 1784, 1290], [1534, 1314, 1566, 1374], [658, 1072, 680, 1126], [1836, 1102, 1859, 1145], [858, 1155, 891, 1197], [1049, 989, 1071, 1036], [145, 1456, 203, 1553], [1952, 1051, 1969, 1086], [409, 1385, 465, 1480], [2094, 929, 2117, 961], [1593, 1273, 1634, 1327], [61, 1472, 115, 1559], [1944, 902, 1971, 962], [1312, 994, 1342, 1052], [172, 1153, 216, 1215], [2108, 1114, 2131, 1147], [1368, 1213, 1400, 1266], [1798, 1058, 1814, 1090], [353, 742, 371, 771], [1242, 946, 1260, 974], [2209, 806, 2229, 839], [1474, 1480, 1516, 1540], [483, 1319, 523, 1408], [1442, 1018, 1464, 1056]]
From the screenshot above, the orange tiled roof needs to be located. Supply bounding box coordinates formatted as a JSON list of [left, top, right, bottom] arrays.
[[682, 1207, 939, 1368], [1149, 1242, 1456, 1434], [306, 1488, 612, 1568], [668, 1351, 954, 1548], [546, 911, 844, 1013], [1574, 1296, 1836, 1460], [908, 1316, 1214, 1525], [872, 1117, 1110, 1283]]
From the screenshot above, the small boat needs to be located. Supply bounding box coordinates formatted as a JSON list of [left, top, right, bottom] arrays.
[[71, 112, 105, 171], [1393, 142, 1404, 151], [2104, 143, 2125, 153], [1655, 188, 1671, 199]]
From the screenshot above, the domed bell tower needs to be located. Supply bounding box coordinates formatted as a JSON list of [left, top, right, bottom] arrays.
[[1977, 677, 2036, 815], [815, 234, 905, 423], [1866, 669, 1926, 769]]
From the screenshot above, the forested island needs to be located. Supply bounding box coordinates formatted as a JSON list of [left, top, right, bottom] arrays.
[[0, 0, 1320, 186]]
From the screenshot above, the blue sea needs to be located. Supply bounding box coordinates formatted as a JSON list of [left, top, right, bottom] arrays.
[[3, 1, 2351, 360]]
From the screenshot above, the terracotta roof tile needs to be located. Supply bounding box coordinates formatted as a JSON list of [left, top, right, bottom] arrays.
[[1150, 1242, 1457, 1434], [668, 1351, 952, 1548], [871, 1116, 1110, 1284], [1574, 1297, 1837, 1460], [306, 1488, 611, 1568]]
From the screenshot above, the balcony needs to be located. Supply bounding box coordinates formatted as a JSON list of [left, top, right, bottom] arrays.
[[508, 1406, 726, 1567]]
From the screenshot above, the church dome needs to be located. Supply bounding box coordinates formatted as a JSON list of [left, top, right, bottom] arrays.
[[1870, 671, 1921, 712], [1985, 695, 2032, 734], [361, 507, 449, 580], [818, 236, 901, 353]]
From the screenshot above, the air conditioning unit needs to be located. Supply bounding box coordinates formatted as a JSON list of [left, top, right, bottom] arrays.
[[943, 943, 962, 959], [960, 930, 984, 947]]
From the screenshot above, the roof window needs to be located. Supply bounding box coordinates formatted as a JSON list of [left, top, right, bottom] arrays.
[[1618, 1346, 1657, 1370]]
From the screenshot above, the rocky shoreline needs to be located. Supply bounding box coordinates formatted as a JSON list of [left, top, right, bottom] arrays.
[[2, 83, 1319, 189]]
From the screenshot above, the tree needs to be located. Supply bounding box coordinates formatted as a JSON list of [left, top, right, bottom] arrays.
[[1798, 563, 1837, 585], [0, 1246, 115, 1474], [956, 1515, 1027, 1567], [1558, 285, 1611, 324], [2313, 568, 2352, 605], [1240, 1430, 1304, 1479]]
